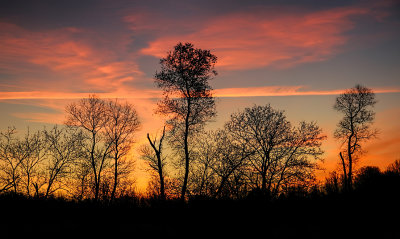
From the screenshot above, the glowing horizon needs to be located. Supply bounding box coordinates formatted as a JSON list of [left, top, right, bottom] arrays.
[[1, 86, 399, 100]]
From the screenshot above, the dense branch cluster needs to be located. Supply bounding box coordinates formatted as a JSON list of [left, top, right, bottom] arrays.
[[0, 97, 140, 200], [181, 105, 326, 199]]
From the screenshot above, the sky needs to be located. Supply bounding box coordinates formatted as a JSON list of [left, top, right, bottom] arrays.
[[1, 0, 399, 190]]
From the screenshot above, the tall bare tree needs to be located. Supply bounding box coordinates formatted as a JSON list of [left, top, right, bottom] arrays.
[[334, 84, 377, 191], [154, 42, 217, 201], [65, 95, 112, 201], [104, 99, 140, 200]]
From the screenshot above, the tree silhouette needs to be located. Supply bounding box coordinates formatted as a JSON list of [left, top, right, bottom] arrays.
[[226, 104, 325, 197], [212, 129, 252, 199], [0, 127, 24, 193], [104, 99, 140, 200], [386, 159, 400, 175], [154, 42, 217, 201], [191, 129, 251, 199], [334, 85, 377, 191], [354, 166, 381, 190], [18, 129, 44, 197], [65, 95, 112, 201], [190, 130, 220, 197], [143, 126, 167, 200], [42, 125, 84, 198], [65, 96, 140, 201]]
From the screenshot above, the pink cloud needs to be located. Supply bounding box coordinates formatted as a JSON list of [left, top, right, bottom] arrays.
[[0, 22, 142, 92], [0, 89, 160, 100], [213, 86, 400, 97], [136, 6, 378, 70]]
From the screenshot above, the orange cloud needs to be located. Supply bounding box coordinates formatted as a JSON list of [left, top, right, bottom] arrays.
[[0, 22, 142, 92], [137, 6, 376, 70], [213, 86, 400, 97], [0, 89, 161, 100], [1, 86, 399, 100]]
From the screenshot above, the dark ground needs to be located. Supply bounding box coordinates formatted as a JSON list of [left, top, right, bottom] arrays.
[[0, 189, 399, 239]]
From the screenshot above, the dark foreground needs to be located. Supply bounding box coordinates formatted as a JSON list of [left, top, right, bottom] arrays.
[[1, 190, 399, 239]]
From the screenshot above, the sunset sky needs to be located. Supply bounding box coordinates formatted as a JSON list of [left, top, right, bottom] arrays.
[[1, 0, 399, 189]]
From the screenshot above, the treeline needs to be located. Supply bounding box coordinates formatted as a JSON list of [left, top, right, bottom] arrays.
[[0, 98, 140, 200], [1, 104, 399, 202], [142, 104, 326, 200], [0, 42, 397, 203], [0, 101, 326, 201]]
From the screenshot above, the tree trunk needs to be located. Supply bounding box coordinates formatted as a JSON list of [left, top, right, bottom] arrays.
[[45, 179, 53, 198], [147, 130, 166, 200], [339, 152, 348, 191], [111, 156, 118, 200], [181, 136, 190, 201], [181, 99, 191, 202], [347, 130, 354, 192], [158, 162, 165, 200], [91, 134, 99, 201], [26, 173, 31, 197], [261, 169, 267, 194]]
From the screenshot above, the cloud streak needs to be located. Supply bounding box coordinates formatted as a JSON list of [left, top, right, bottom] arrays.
[[213, 86, 400, 97], [1, 86, 399, 100], [136, 5, 379, 70], [0, 22, 142, 93], [0, 89, 160, 100]]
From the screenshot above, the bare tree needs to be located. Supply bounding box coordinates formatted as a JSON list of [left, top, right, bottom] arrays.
[[226, 104, 325, 198], [190, 129, 251, 199], [211, 129, 252, 199], [154, 42, 217, 201], [41, 126, 84, 198], [65, 95, 112, 201], [190, 130, 219, 197], [272, 121, 325, 195], [71, 155, 92, 200], [226, 105, 291, 196], [18, 129, 45, 196], [0, 128, 47, 195], [142, 126, 167, 200], [334, 84, 377, 191], [104, 99, 140, 200], [0, 127, 21, 193]]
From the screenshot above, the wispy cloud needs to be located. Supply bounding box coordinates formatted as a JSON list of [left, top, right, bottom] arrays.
[[214, 86, 400, 97], [0, 22, 142, 93], [0, 89, 160, 100], [135, 5, 382, 70], [1, 86, 399, 100]]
